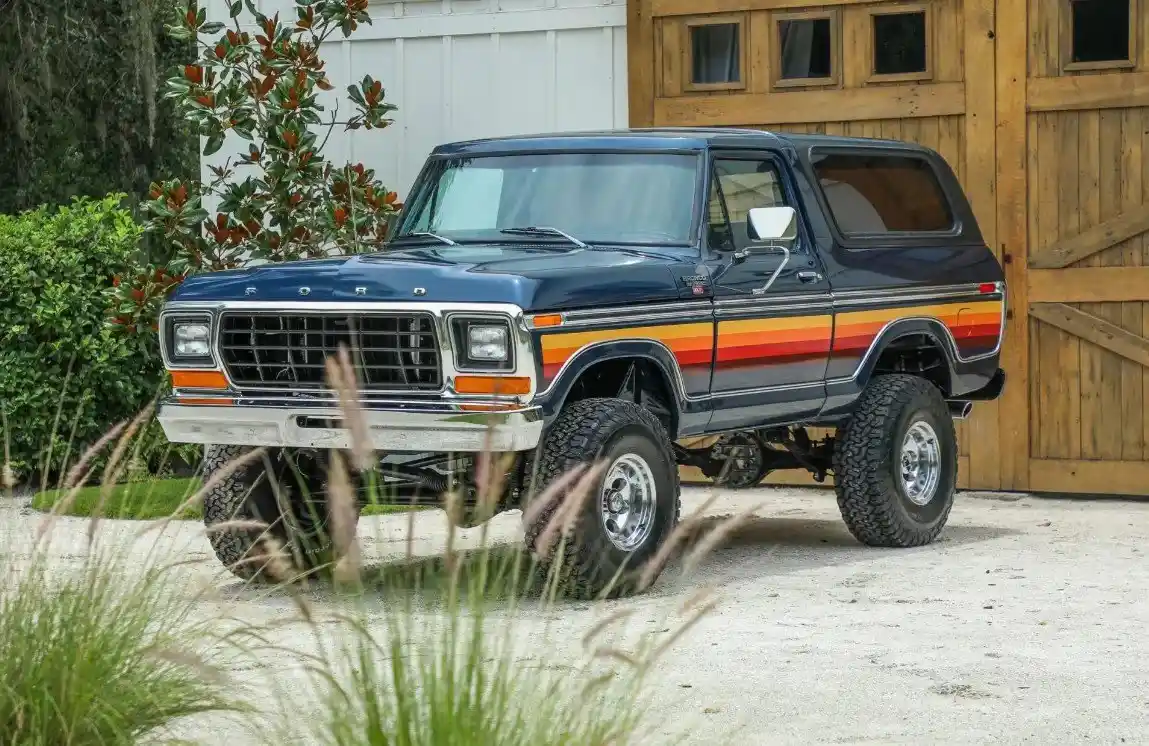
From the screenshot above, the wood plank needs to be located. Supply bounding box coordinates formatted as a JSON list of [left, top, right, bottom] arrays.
[[1028, 207, 1149, 269], [995, 0, 1029, 490], [964, 0, 1000, 489], [1028, 459, 1149, 496], [653, 0, 873, 17], [1029, 267, 1149, 303], [1119, 108, 1145, 461], [627, 0, 656, 127], [654, 82, 966, 127], [1030, 302, 1149, 368], [1028, 72, 1149, 113]]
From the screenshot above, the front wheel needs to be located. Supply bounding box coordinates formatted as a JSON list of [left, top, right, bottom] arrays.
[[202, 446, 341, 581], [524, 398, 680, 599], [832, 374, 957, 548]]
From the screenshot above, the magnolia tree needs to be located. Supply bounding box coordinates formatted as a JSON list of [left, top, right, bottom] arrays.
[[110, 0, 402, 331]]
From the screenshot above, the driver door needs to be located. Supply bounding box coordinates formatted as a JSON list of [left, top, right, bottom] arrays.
[[703, 151, 832, 431]]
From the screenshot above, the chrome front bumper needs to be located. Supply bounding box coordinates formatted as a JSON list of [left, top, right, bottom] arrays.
[[158, 402, 544, 452]]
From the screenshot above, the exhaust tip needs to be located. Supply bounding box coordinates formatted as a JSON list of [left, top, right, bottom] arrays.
[[948, 401, 973, 420]]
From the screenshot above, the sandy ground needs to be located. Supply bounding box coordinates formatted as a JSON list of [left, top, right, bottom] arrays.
[[4, 486, 1149, 745]]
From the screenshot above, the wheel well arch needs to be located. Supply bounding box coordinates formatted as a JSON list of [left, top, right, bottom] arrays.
[[863, 320, 958, 397], [539, 342, 683, 437]]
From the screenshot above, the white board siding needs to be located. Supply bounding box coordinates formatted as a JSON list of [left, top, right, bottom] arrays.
[[202, 0, 628, 200]]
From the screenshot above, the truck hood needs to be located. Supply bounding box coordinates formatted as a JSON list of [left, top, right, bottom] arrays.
[[170, 244, 701, 311]]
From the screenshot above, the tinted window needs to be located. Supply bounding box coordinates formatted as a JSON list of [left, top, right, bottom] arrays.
[[707, 159, 787, 251], [691, 23, 741, 84], [811, 152, 954, 234]]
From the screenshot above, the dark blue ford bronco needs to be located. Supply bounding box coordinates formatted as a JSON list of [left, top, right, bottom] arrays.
[[158, 128, 1006, 596]]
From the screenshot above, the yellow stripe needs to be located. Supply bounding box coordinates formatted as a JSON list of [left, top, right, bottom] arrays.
[[541, 322, 712, 351], [718, 314, 833, 335], [837, 300, 1000, 326]]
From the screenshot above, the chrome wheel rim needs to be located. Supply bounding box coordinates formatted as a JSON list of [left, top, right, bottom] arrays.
[[599, 453, 659, 551], [900, 420, 942, 506]]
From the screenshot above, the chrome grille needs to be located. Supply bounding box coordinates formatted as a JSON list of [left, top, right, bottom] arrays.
[[219, 312, 441, 390]]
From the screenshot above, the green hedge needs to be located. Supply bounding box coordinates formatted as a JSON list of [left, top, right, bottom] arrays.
[[0, 195, 163, 481]]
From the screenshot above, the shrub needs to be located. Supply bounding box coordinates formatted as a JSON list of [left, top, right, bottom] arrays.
[[0, 195, 163, 481], [109, 0, 402, 331]]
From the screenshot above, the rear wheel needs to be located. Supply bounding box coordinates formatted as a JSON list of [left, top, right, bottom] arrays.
[[832, 374, 957, 547], [524, 398, 680, 599], [202, 445, 342, 581]]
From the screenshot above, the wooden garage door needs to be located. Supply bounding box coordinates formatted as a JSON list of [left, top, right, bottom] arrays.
[[631, 0, 1002, 489], [1017, 0, 1149, 495]]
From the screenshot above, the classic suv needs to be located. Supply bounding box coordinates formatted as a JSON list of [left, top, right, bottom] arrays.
[[158, 128, 1006, 597]]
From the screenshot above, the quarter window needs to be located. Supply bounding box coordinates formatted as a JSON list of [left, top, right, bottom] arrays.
[[811, 152, 954, 235], [707, 159, 787, 251]]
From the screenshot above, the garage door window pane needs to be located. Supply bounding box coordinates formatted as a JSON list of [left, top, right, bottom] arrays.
[[873, 11, 928, 75], [779, 17, 833, 79], [812, 153, 954, 234], [1070, 0, 1131, 64], [691, 23, 741, 85]]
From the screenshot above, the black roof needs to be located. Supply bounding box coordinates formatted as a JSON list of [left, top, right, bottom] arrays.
[[430, 127, 930, 157]]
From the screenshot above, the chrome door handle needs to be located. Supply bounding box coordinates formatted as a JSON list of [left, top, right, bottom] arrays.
[[796, 270, 822, 283]]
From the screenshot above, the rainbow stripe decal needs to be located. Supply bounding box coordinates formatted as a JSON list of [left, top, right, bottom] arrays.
[[833, 300, 1002, 358], [715, 315, 833, 369], [540, 322, 713, 383], [538, 299, 1003, 386]]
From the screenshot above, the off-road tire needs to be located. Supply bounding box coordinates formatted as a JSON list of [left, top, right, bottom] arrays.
[[523, 398, 680, 600], [832, 374, 957, 548], [202, 445, 339, 581]]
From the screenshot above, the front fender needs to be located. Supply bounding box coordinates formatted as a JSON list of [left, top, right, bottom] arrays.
[[530, 339, 708, 436]]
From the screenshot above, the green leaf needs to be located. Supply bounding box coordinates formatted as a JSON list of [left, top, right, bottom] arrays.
[[200, 21, 225, 34], [229, 0, 242, 17], [203, 133, 225, 156]]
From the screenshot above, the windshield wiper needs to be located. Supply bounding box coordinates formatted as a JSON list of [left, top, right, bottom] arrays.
[[500, 226, 589, 248], [396, 231, 457, 246]]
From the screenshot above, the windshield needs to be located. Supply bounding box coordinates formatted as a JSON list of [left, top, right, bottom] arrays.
[[395, 152, 701, 246]]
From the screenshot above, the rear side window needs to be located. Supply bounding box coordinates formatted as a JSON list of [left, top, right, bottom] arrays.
[[811, 152, 954, 235]]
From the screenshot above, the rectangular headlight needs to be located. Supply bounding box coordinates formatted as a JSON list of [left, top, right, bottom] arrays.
[[163, 314, 215, 366], [173, 323, 211, 357], [451, 317, 513, 371]]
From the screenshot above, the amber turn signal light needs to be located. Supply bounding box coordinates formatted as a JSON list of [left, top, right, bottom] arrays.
[[453, 375, 531, 396], [170, 369, 229, 390]]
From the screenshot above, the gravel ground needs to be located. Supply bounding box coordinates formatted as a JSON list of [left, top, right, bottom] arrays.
[[5, 486, 1149, 745]]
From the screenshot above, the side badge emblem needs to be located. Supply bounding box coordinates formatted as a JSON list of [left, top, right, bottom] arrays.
[[354, 287, 367, 296], [413, 287, 427, 296], [244, 287, 257, 296], [299, 287, 311, 296]]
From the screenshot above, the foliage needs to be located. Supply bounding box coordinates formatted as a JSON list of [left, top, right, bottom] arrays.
[[110, 0, 403, 331], [0, 195, 164, 481], [0, 550, 241, 745], [30, 476, 427, 520], [0, 0, 197, 216]]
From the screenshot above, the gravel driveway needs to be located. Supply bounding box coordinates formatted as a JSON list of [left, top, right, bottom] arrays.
[[5, 486, 1149, 745]]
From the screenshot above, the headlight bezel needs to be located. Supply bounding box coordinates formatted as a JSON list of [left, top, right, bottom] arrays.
[[162, 313, 216, 368], [449, 316, 515, 372]]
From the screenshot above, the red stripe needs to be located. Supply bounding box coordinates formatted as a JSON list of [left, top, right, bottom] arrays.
[[714, 351, 830, 369], [716, 338, 832, 363], [673, 348, 715, 366]]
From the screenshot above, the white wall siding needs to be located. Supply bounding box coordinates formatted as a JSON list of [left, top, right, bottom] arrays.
[[203, 0, 628, 200]]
